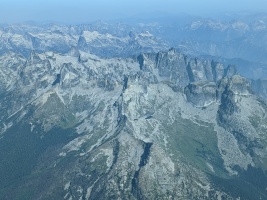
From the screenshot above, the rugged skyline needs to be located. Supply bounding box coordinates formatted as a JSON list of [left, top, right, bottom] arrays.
[[0, 0, 267, 23]]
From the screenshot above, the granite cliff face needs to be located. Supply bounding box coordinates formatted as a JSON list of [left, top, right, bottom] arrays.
[[0, 49, 267, 200]]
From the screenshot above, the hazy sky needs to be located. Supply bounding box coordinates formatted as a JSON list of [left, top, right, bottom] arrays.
[[0, 0, 267, 23]]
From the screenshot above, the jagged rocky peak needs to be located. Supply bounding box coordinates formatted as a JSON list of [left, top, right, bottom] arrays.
[[211, 60, 225, 81], [184, 81, 217, 107], [23, 31, 34, 40], [138, 48, 232, 83], [23, 53, 53, 83], [137, 48, 238, 101], [224, 64, 237, 78], [184, 74, 248, 107], [217, 83, 239, 125], [228, 74, 252, 95], [0, 52, 26, 91], [186, 59, 226, 83], [1, 49, 241, 109], [0, 52, 26, 71], [138, 49, 188, 87], [60, 63, 80, 88], [217, 74, 253, 127], [28, 51, 42, 65], [77, 32, 87, 47]]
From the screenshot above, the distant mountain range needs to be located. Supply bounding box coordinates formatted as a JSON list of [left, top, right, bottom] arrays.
[[1, 12, 267, 79]]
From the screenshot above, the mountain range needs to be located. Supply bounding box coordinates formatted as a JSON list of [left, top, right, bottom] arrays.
[[0, 13, 267, 199]]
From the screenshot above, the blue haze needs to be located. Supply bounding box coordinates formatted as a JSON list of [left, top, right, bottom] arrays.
[[0, 0, 267, 23]]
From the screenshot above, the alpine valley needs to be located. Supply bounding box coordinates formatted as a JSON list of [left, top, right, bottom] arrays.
[[0, 13, 267, 200]]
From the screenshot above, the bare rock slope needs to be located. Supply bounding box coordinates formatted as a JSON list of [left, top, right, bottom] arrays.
[[0, 49, 267, 199]]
